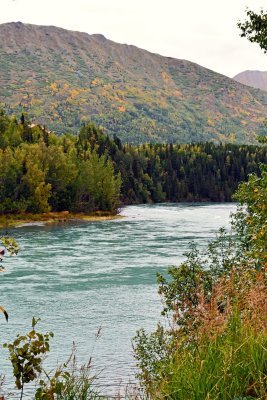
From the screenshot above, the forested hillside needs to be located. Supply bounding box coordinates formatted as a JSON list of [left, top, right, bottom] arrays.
[[1, 22, 267, 144], [1, 111, 266, 215]]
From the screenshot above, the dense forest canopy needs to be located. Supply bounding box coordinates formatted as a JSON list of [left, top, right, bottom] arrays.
[[0, 111, 121, 214], [0, 110, 267, 214]]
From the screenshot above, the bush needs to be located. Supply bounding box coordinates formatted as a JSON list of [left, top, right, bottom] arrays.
[[149, 270, 267, 399], [138, 271, 267, 400]]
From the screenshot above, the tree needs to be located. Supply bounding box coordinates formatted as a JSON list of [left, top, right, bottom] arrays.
[[20, 146, 52, 213], [233, 162, 267, 269], [238, 9, 267, 53], [75, 150, 121, 213]]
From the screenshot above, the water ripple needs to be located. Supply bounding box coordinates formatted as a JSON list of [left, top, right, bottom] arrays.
[[0, 203, 235, 397]]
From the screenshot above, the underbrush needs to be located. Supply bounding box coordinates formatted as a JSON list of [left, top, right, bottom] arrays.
[[35, 354, 104, 400], [135, 269, 267, 400]]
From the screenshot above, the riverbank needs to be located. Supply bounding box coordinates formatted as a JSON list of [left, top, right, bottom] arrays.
[[0, 211, 121, 229]]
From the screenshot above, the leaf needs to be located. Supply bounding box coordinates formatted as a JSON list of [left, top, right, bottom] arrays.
[[0, 305, 8, 322]]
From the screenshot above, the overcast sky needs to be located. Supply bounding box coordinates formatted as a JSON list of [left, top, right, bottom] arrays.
[[1, 0, 266, 77]]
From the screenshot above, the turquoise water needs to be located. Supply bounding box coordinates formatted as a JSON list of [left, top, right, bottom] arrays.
[[0, 203, 236, 397]]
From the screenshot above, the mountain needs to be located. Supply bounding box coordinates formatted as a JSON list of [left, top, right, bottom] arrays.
[[0, 22, 267, 144], [233, 71, 267, 92]]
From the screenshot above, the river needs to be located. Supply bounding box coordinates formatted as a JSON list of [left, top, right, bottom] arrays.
[[0, 203, 236, 397]]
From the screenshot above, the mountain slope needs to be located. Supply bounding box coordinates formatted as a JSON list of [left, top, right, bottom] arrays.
[[0, 22, 267, 143], [233, 70, 267, 92]]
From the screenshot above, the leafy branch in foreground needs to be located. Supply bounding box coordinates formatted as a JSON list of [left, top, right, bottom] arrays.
[[238, 8, 267, 53], [3, 318, 53, 400]]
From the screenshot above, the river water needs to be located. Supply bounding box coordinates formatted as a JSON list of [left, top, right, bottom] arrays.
[[0, 203, 236, 397]]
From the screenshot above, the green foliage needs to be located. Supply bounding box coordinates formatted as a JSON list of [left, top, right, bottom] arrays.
[[233, 163, 267, 268], [3, 318, 53, 399], [1, 111, 267, 214], [75, 150, 121, 212], [156, 228, 245, 320], [0, 113, 121, 214], [133, 325, 174, 388], [238, 9, 267, 53], [157, 247, 212, 318], [112, 141, 266, 205]]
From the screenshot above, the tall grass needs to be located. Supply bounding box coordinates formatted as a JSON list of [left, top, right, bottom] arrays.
[[35, 347, 106, 400], [146, 270, 267, 399]]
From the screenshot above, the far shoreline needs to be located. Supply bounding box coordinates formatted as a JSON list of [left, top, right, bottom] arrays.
[[0, 211, 122, 229]]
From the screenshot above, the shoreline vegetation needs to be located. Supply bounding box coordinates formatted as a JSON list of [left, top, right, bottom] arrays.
[[0, 210, 121, 229], [1, 111, 267, 220]]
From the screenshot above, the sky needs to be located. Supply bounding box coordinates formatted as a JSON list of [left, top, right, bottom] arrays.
[[0, 0, 266, 77]]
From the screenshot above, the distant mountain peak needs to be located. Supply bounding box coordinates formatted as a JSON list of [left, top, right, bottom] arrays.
[[233, 70, 267, 92]]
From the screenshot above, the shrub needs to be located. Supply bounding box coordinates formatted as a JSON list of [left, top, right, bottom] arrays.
[[139, 270, 267, 399]]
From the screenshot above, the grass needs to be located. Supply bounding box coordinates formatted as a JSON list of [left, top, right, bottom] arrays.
[[159, 320, 267, 399], [145, 270, 267, 399]]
